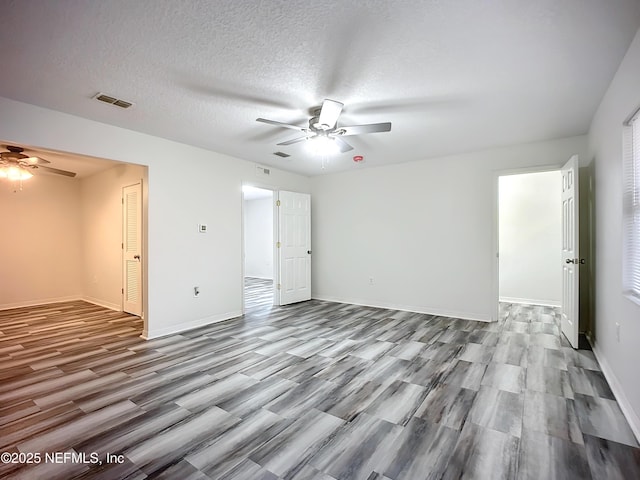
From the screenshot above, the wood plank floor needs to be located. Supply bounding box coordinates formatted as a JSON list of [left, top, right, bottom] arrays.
[[1, 290, 639, 479], [244, 277, 274, 311]]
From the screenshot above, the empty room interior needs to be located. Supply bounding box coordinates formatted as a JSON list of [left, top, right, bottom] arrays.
[[1, 1, 640, 479]]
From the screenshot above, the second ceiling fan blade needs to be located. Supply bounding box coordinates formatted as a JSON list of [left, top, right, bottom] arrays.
[[339, 122, 392, 136], [37, 164, 77, 177], [256, 118, 307, 131], [26, 155, 51, 165], [318, 99, 343, 129], [277, 136, 308, 146], [333, 137, 353, 153]]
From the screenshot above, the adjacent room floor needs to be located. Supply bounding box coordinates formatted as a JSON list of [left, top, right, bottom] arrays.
[[0, 292, 639, 479], [244, 277, 274, 312]]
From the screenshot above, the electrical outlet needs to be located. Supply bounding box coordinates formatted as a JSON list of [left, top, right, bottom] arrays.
[[616, 322, 620, 342], [194, 286, 200, 297]]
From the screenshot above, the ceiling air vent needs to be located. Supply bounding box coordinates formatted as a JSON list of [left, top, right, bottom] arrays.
[[273, 151, 290, 158], [93, 92, 134, 109], [256, 165, 271, 176]]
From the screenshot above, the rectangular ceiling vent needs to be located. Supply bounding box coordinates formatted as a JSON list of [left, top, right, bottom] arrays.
[[256, 165, 271, 176], [93, 92, 134, 109], [273, 151, 290, 158]]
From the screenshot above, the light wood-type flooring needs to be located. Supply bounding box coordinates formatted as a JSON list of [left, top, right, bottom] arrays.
[[1, 283, 639, 479]]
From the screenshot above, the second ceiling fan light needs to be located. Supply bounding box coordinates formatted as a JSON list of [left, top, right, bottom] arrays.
[[307, 135, 340, 155]]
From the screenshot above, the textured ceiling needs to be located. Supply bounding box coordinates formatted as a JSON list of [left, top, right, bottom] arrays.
[[1, 0, 639, 176]]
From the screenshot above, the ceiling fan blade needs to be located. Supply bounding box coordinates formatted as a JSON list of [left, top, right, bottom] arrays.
[[256, 118, 306, 131], [37, 164, 77, 177], [339, 122, 392, 136], [318, 99, 343, 129], [26, 155, 50, 165], [333, 137, 353, 153], [277, 136, 308, 146]]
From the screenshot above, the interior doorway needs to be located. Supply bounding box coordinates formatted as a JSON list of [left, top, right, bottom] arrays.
[[242, 185, 275, 312], [498, 170, 563, 308], [0, 141, 148, 334]]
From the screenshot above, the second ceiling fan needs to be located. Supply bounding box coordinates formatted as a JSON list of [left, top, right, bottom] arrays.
[[256, 99, 391, 153]]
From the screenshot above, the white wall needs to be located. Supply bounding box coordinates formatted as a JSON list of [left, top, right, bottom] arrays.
[[80, 163, 147, 310], [499, 171, 562, 306], [588, 26, 640, 439], [0, 96, 311, 338], [311, 135, 587, 321], [0, 174, 82, 309], [244, 196, 273, 279]]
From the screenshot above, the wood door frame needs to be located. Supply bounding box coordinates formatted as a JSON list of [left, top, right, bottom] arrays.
[[240, 183, 278, 314], [491, 164, 563, 322]]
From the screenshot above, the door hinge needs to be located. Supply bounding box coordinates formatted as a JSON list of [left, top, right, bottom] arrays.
[[277, 283, 281, 290], [122, 243, 124, 249], [276, 200, 281, 207], [276, 241, 281, 248], [121, 288, 124, 294], [122, 198, 124, 204]]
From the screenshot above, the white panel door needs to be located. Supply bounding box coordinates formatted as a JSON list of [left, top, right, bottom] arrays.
[[561, 155, 579, 348], [278, 190, 311, 305], [123, 183, 142, 316]]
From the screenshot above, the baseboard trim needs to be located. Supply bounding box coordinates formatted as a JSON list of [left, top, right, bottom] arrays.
[[0, 295, 83, 311], [312, 295, 492, 322], [82, 296, 121, 312], [591, 341, 640, 443], [499, 296, 561, 307], [142, 310, 243, 340]]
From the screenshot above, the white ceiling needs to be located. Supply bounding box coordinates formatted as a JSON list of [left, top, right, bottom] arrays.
[[1, 0, 639, 177]]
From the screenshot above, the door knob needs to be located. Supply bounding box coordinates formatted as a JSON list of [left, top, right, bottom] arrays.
[[134, 255, 140, 261], [565, 258, 586, 264], [307, 250, 312, 255]]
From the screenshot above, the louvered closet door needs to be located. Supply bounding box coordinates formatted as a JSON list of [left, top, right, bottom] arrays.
[[123, 183, 142, 316]]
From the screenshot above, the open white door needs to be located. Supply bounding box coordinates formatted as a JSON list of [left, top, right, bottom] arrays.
[[561, 156, 579, 348], [123, 183, 142, 316], [278, 190, 311, 305]]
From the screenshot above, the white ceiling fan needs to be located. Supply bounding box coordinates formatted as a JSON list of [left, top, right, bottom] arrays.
[[256, 99, 391, 153]]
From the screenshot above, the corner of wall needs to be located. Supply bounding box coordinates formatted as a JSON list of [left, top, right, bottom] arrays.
[[591, 342, 640, 442]]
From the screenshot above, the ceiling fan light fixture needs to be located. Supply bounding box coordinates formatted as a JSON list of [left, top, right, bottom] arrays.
[[0, 165, 33, 180], [308, 135, 339, 155]]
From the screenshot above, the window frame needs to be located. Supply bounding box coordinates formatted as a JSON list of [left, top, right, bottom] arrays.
[[623, 107, 640, 305]]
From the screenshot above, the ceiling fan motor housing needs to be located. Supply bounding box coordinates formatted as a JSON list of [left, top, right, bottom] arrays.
[[309, 116, 345, 136]]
